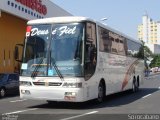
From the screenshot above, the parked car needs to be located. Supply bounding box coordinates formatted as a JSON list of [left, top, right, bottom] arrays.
[[0, 73, 19, 98]]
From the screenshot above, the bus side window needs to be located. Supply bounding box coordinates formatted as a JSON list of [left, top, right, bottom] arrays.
[[85, 22, 97, 80], [98, 26, 110, 52]]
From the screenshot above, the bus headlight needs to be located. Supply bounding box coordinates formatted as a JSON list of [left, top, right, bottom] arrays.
[[62, 82, 82, 88], [20, 81, 32, 86], [21, 90, 31, 95]]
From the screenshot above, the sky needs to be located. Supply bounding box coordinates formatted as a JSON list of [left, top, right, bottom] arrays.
[[51, 0, 160, 40]]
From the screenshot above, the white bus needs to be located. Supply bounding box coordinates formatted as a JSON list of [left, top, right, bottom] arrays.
[[19, 16, 144, 103]]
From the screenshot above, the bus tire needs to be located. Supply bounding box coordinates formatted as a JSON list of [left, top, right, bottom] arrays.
[[136, 76, 140, 91], [47, 100, 57, 105], [96, 81, 105, 103], [0, 88, 6, 98], [132, 77, 139, 93]]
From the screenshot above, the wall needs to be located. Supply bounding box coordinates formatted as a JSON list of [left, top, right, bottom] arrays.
[[0, 11, 27, 72], [0, 0, 72, 21]]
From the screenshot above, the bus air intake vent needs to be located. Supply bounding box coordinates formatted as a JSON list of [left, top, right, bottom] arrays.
[[49, 82, 62, 86], [33, 82, 45, 86], [33, 82, 62, 86]]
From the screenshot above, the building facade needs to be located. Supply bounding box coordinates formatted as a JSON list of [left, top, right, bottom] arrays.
[[0, 0, 72, 73], [138, 14, 160, 54]]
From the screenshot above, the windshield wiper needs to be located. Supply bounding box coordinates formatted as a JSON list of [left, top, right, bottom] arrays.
[[49, 34, 63, 81], [31, 58, 44, 79], [50, 57, 64, 81]]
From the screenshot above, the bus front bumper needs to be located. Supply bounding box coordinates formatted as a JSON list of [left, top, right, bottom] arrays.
[[20, 86, 86, 102]]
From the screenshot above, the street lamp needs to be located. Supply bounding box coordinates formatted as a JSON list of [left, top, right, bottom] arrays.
[[100, 18, 108, 21], [100, 17, 108, 25]]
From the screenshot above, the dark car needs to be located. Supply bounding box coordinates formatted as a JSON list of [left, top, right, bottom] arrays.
[[0, 73, 19, 98]]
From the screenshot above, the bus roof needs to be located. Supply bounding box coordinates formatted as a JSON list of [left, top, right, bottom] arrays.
[[27, 16, 91, 25], [96, 22, 141, 44], [27, 16, 141, 44]]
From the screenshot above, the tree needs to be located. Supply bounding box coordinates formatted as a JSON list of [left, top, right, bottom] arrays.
[[143, 42, 153, 59], [149, 55, 160, 68], [140, 41, 153, 69]]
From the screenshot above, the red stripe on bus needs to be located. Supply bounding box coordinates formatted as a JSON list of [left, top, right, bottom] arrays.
[[121, 59, 139, 90]]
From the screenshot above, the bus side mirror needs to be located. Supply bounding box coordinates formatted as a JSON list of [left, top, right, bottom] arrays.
[[14, 44, 23, 62]]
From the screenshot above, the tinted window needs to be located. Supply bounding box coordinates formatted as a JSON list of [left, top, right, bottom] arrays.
[[9, 74, 14, 81], [21, 23, 85, 77], [98, 27, 111, 52], [14, 74, 19, 81], [8, 74, 19, 81], [85, 22, 97, 80], [98, 26, 127, 56], [0, 74, 7, 81], [127, 40, 142, 58]]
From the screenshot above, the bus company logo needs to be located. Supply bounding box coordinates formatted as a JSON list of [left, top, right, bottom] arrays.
[[15, 0, 47, 15], [26, 27, 49, 36], [26, 26, 32, 36], [52, 26, 77, 36]]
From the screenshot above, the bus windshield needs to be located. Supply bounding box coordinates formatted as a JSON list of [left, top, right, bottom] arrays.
[[21, 23, 84, 77]]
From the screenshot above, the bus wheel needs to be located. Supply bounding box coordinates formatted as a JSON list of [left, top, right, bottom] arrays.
[[97, 82, 105, 103], [47, 100, 57, 105], [135, 80, 139, 92], [132, 78, 138, 93], [0, 88, 6, 98]]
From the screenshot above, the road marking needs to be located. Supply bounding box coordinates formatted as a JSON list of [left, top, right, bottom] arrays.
[[142, 94, 152, 99], [2, 108, 38, 115], [60, 111, 98, 120], [10, 99, 27, 103]]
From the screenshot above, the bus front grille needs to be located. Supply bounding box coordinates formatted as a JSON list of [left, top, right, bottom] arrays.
[[33, 82, 62, 86]]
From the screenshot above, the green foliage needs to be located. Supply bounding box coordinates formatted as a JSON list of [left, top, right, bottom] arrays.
[[140, 41, 153, 69], [136, 45, 144, 59], [149, 55, 160, 68], [141, 41, 153, 59], [138, 41, 160, 68]]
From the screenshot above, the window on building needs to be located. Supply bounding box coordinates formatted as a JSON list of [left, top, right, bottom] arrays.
[[15, 4, 17, 8], [8, 1, 10, 5], [28, 10, 30, 14], [22, 7, 24, 12], [25, 9, 27, 13], [11, 2, 14, 7]]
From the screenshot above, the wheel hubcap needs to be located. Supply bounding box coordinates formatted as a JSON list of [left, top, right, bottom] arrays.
[[98, 85, 103, 102], [133, 83, 135, 91], [1, 89, 5, 97]]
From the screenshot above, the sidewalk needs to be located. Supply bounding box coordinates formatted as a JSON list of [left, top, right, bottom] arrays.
[[148, 72, 160, 77]]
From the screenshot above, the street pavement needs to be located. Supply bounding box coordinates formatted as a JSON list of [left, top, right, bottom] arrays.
[[0, 74, 160, 120]]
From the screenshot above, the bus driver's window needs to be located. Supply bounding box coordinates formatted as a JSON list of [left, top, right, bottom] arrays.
[[85, 22, 97, 80]]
